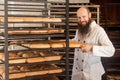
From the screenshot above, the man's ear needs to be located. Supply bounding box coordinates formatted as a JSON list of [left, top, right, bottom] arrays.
[[89, 12, 91, 18]]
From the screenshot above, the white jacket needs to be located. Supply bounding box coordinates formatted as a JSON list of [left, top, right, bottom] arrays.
[[71, 21, 115, 80]]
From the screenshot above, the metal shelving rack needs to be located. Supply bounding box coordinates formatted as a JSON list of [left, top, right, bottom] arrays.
[[49, 3, 100, 79], [1, 0, 70, 80], [49, 3, 100, 39]]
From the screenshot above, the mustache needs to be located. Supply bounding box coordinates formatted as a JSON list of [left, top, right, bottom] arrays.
[[81, 21, 87, 23]]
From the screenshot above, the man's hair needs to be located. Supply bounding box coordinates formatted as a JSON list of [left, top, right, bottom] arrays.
[[81, 7, 90, 13], [77, 7, 90, 14]]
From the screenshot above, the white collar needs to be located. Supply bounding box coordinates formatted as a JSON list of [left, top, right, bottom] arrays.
[[90, 21, 97, 28]]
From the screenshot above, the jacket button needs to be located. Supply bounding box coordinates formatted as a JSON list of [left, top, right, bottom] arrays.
[[81, 69, 83, 71], [83, 41, 86, 43], [82, 60, 84, 62], [77, 49, 79, 51], [76, 58, 78, 61], [76, 67, 78, 70]]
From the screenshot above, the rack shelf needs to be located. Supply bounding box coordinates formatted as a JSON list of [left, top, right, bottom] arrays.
[[0, 0, 69, 80], [49, 3, 100, 39]]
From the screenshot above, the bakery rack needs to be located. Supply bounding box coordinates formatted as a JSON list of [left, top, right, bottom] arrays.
[[49, 3, 100, 39], [0, 0, 70, 80], [49, 3, 100, 79]]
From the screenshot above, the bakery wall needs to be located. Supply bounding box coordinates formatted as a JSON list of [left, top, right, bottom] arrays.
[[90, 0, 120, 25], [91, 0, 120, 79]]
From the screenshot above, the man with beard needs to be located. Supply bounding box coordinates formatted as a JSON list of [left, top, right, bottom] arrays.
[[71, 7, 115, 80]]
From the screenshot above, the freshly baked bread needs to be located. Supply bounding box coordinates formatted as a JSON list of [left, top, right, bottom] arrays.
[[8, 30, 30, 34], [48, 29, 64, 34], [48, 68, 63, 74], [50, 40, 84, 48], [20, 64, 64, 77], [0, 52, 26, 64], [27, 57, 45, 63], [8, 28, 64, 35], [26, 51, 62, 63], [0, 65, 4, 75], [0, 17, 62, 22], [9, 53, 26, 64], [8, 30, 48, 34], [9, 66, 25, 79], [30, 30, 48, 34], [42, 51, 62, 61], [9, 58, 26, 64], [1, 66, 25, 79], [50, 41, 65, 48], [22, 43, 50, 48], [9, 72, 25, 79], [26, 70, 48, 76], [44, 56, 62, 61], [0, 52, 4, 61], [69, 40, 84, 48], [20, 64, 48, 76]]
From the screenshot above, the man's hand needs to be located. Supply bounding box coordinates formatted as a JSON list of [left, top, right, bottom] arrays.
[[81, 44, 93, 52]]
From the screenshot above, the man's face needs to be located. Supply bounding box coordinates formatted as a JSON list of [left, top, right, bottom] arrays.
[[77, 8, 91, 35], [77, 8, 91, 27]]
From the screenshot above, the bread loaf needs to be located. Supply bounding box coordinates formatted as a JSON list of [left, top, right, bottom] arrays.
[[0, 52, 4, 61], [30, 30, 48, 34], [0, 17, 62, 22], [9, 66, 25, 79], [21, 52, 35, 58], [50, 40, 84, 48], [18, 51, 44, 63], [8, 28, 64, 35], [0, 66, 26, 79], [20, 65, 48, 76], [26, 70, 48, 76], [9, 58, 26, 64], [8, 30, 30, 34], [50, 41, 65, 48], [9, 53, 26, 64], [22, 43, 50, 48], [22, 51, 62, 63], [8, 30, 48, 35], [1, 71, 25, 79], [27, 57, 45, 63], [21, 40, 84, 49], [9, 73, 25, 79], [0, 52, 26, 64], [20, 64, 64, 77], [44, 56, 62, 61], [0, 65, 4, 75], [69, 40, 84, 48], [48, 68, 64, 74], [0, 52, 20, 61], [48, 29, 64, 34]]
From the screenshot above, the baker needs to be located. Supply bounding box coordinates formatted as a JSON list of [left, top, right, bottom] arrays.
[[71, 7, 115, 80]]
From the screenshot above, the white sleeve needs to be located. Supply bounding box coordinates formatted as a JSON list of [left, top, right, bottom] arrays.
[[93, 28, 115, 57]]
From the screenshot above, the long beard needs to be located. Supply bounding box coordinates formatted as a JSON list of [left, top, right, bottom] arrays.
[[78, 20, 91, 36]]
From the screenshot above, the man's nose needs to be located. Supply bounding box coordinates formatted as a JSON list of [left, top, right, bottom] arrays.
[[80, 17, 84, 22]]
